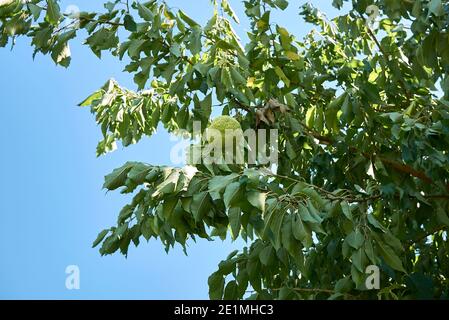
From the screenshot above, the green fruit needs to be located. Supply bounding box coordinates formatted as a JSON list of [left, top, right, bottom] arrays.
[[206, 115, 243, 143], [205, 116, 244, 163], [0, 0, 22, 18], [0, 0, 16, 7]]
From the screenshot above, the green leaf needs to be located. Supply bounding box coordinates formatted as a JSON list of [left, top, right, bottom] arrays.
[[367, 214, 387, 232], [306, 105, 316, 128], [247, 191, 266, 212], [278, 287, 293, 299], [137, 3, 154, 21], [351, 248, 367, 273], [128, 39, 146, 59], [127, 163, 151, 184], [228, 207, 241, 240], [346, 230, 364, 249], [85, 28, 119, 58], [51, 41, 71, 67], [162, 198, 178, 219], [340, 201, 352, 220], [28, 3, 43, 20], [376, 240, 406, 273], [351, 265, 364, 289], [208, 272, 225, 300], [145, 168, 160, 183], [364, 240, 378, 264], [141, 217, 154, 240], [45, 0, 61, 25], [188, 26, 202, 55], [179, 10, 199, 27], [221, 0, 240, 23], [292, 212, 312, 248], [191, 191, 211, 221], [152, 170, 179, 196], [124, 14, 137, 32], [335, 277, 353, 293], [275, 0, 289, 10], [118, 205, 134, 223], [286, 140, 296, 160], [103, 162, 135, 190], [78, 91, 102, 107], [274, 66, 290, 87], [269, 209, 287, 248], [230, 67, 246, 85], [218, 259, 235, 274], [223, 280, 239, 300], [382, 232, 404, 252], [223, 181, 241, 208], [92, 229, 109, 248], [208, 173, 239, 200], [170, 43, 182, 58], [259, 246, 273, 266], [299, 203, 322, 224], [428, 0, 444, 16], [100, 234, 120, 255]]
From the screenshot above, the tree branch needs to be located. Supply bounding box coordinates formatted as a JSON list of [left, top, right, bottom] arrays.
[[376, 155, 434, 185], [359, 13, 412, 99], [232, 98, 438, 189]]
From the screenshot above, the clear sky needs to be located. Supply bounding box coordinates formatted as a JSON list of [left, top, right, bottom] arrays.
[[0, 0, 339, 299]]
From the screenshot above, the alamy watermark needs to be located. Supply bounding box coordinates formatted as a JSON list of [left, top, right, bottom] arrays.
[[169, 121, 279, 166], [366, 5, 380, 28], [65, 265, 80, 290], [365, 265, 380, 290]]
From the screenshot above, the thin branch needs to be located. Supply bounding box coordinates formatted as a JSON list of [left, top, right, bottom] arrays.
[[273, 173, 381, 203], [231, 98, 253, 112], [359, 13, 412, 99], [77, 16, 124, 27], [376, 155, 434, 185], [125, 0, 130, 13], [294, 122, 437, 189], [297, 121, 333, 145], [232, 97, 439, 189]]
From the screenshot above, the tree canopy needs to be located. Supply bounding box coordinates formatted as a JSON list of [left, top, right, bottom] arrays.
[[2, 0, 449, 299]]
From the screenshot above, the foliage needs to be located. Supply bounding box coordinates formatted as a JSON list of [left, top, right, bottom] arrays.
[[2, 0, 449, 299]]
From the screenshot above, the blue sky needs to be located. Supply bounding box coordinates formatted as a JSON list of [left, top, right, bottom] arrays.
[[0, 0, 339, 299]]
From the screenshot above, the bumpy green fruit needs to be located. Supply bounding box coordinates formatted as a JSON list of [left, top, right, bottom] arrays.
[[0, 0, 16, 6], [0, 0, 22, 18], [208, 116, 242, 134], [206, 115, 243, 144], [206, 116, 244, 163]]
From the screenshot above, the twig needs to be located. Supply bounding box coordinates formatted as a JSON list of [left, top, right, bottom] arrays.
[[376, 155, 434, 185], [359, 13, 412, 99], [297, 121, 333, 145], [78, 16, 124, 27], [272, 173, 381, 203], [231, 96, 439, 189]]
